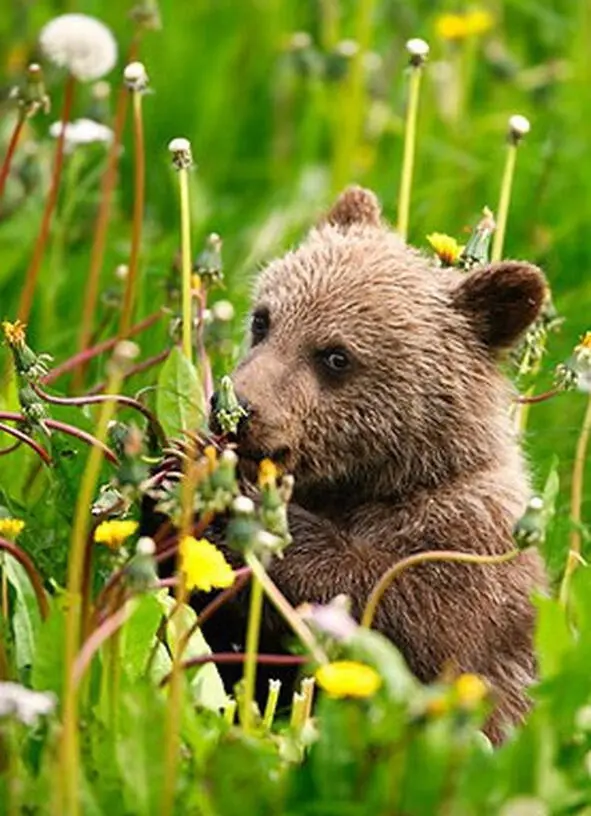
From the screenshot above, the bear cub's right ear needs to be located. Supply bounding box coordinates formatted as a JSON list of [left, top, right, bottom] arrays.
[[452, 261, 547, 351], [324, 186, 382, 230]]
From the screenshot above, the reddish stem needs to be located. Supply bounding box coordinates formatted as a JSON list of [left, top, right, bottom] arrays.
[[85, 348, 170, 396], [73, 603, 132, 686], [0, 421, 52, 465], [119, 89, 145, 338], [32, 383, 167, 447], [515, 387, 561, 405], [0, 536, 49, 619], [74, 40, 139, 389], [0, 114, 26, 200], [40, 309, 163, 385], [160, 652, 306, 687], [0, 440, 22, 456], [18, 74, 76, 324]]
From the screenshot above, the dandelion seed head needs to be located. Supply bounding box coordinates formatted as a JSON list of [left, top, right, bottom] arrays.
[[49, 117, 114, 151], [0, 682, 56, 726], [508, 114, 531, 139], [39, 14, 117, 82], [212, 300, 235, 323], [232, 496, 255, 516], [124, 61, 149, 90], [168, 137, 193, 170], [406, 38, 430, 59], [136, 536, 156, 557]]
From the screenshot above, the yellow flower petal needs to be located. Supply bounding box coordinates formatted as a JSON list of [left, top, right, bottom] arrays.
[[179, 536, 234, 592], [94, 520, 138, 550], [454, 673, 488, 710], [426, 233, 464, 266], [2, 320, 27, 348], [0, 518, 25, 539], [315, 660, 382, 699], [435, 9, 493, 40], [258, 458, 278, 489]]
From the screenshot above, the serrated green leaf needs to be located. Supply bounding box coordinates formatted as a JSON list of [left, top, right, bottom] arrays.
[[155, 346, 205, 438]]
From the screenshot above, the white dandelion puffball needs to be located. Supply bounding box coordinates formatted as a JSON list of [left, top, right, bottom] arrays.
[[0, 682, 56, 726], [39, 14, 117, 82], [49, 118, 114, 151], [508, 114, 531, 137]]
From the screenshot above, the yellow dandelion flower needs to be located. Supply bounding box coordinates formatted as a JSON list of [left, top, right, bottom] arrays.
[[426, 233, 464, 266], [435, 9, 493, 41], [454, 673, 488, 710], [203, 445, 218, 474], [94, 519, 138, 550], [0, 518, 25, 539], [179, 536, 234, 592], [425, 694, 450, 718], [2, 320, 27, 347], [258, 458, 278, 489], [315, 660, 382, 699], [577, 332, 591, 351]]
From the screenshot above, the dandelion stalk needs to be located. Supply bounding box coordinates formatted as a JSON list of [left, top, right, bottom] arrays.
[[18, 74, 76, 324], [491, 115, 530, 262], [241, 557, 265, 733], [262, 680, 281, 730], [559, 394, 591, 606], [0, 113, 26, 201], [58, 341, 138, 816], [396, 40, 429, 242], [361, 548, 521, 629], [119, 63, 148, 338], [75, 40, 139, 388], [169, 138, 194, 362]]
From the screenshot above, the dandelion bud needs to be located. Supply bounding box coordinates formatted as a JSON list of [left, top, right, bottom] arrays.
[[507, 114, 531, 145], [92, 80, 111, 101], [124, 61, 149, 91], [115, 263, 129, 281], [108, 340, 140, 377], [220, 448, 238, 467], [212, 300, 235, 323], [168, 137, 193, 170], [136, 536, 156, 557], [406, 38, 430, 67]]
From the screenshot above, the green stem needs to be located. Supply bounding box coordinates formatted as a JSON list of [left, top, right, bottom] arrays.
[[361, 548, 521, 629], [242, 563, 264, 734], [58, 366, 124, 816], [119, 90, 145, 338], [0, 112, 26, 200], [396, 65, 423, 241], [262, 679, 281, 731], [559, 394, 591, 606], [178, 166, 193, 362], [491, 141, 517, 262]]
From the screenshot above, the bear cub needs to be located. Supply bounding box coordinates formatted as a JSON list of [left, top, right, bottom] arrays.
[[206, 186, 547, 743]]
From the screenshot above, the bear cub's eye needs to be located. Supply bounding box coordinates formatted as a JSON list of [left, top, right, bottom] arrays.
[[251, 308, 270, 346], [316, 347, 352, 376]]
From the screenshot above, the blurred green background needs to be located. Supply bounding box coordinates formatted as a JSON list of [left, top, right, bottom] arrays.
[[0, 0, 589, 577]]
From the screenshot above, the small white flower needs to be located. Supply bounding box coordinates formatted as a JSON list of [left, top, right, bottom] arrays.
[[168, 137, 193, 170], [406, 38, 430, 64], [39, 14, 117, 82], [232, 496, 255, 516], [0, 682, 56, 726], [508, 114, 531, 140], [124, 61, 149, 91], [49, 117, 114, 152]]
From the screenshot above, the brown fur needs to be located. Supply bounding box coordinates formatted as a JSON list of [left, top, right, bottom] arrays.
[[224, 187, 547, 742]]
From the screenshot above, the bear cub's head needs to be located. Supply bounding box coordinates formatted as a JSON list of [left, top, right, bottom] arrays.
[[229, 187, 546, 507]]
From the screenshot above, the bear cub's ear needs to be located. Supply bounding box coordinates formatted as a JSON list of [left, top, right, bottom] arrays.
[[452, 261, 547, 351], [324, 185, 382, 230]]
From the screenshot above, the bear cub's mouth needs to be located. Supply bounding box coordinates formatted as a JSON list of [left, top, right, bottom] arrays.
[[238, 446, 290, 466]]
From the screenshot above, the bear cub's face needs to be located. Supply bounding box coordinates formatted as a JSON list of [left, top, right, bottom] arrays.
[[230, 187, 546, 506]]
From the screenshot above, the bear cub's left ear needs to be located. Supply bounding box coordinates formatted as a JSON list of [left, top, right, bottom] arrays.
[[452, 261, 547, 350]]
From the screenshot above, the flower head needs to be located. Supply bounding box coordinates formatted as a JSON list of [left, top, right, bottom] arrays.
[[301, 595, 358, 641], [258, 458, 278, 489], [0, 518, 25, 539], [454, 673, 488, 711], [2, 319, 26, 347], [94, 519, 138, 549], [406, 38, 430, 66], [49, 118, 114, 152], [124, 61, 149, 91], [168, 137, 193, 170], [426, 233, 464, 266], [0, 682, 56, 726], [315, 660, 382, 699], [39, 14, 117, 82], [179, 536, 234, 592], [435, 9, 493, 41]]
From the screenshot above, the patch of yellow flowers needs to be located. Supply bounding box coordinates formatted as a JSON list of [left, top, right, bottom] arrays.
[[0, 518, 25, 539], [435, 9, 493, 41]]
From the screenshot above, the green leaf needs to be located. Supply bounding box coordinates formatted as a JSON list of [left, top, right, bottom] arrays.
[[31, 597, 66, 698], [4, 552, 42, 671], [155, 346, 206, 438], [120, 593, 164, 682]]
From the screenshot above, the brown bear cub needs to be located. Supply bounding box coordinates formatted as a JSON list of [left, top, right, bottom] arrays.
[[209, 186, 547, 742]]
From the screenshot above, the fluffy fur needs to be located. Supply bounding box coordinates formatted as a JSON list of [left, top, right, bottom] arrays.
[[209, 187, 547, 742]]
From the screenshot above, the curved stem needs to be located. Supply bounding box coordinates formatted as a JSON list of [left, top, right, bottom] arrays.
[[559, 394, 591, 606], [0, 440, 21, 456], [85, 348, 170, 395], [0, 422, 52, 465], [18, 74, 76, 324], [32, 384, 167, 448], [361, 548, 521, 629], [159, 651, 306, 687], [515, 387, 561, 405], [244, 551, 327, 665], [0, 536, 49, 619], [75, 39, 138, 388], [41, 309, 163, 385], [119, 90, 145, 338], [0, 113, 26, 200], [73, 603, 132, 687], [397, 65, 423, 241]]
